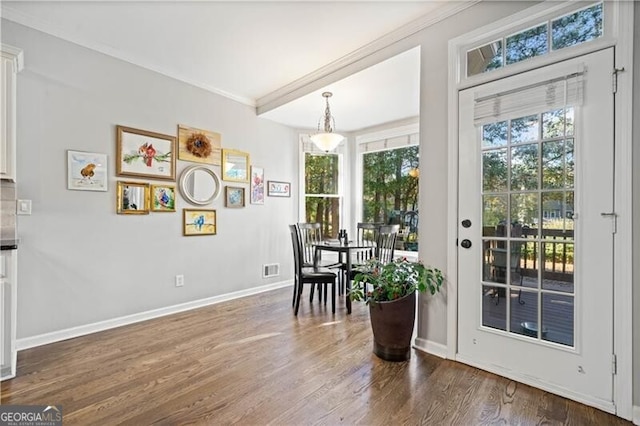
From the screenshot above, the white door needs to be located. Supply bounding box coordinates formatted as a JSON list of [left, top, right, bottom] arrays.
[[458, 49, 614, 412]]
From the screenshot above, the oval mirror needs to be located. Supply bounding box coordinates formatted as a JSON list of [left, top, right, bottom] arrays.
[[179, 165, 221, 205]]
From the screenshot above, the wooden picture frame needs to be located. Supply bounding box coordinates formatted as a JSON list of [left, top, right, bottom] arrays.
[[116, 181, 150, 214], [183, 209, 217, 236], [116, 125, 176, 181], [177, 124, 222, 165], [150, 184, 176, 212], [225, 186, 245, 208], [221, 149, 250, 183], [267, 180, 291, 197], [250, 166, 264, 205], [67, 150, 108, 192]]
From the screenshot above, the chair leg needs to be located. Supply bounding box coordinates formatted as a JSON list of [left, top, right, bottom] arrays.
[[331, 281, 336, 314], [294, 281, 303, 316], [292, 277, 298, 307], [323, 283, 328, 305]]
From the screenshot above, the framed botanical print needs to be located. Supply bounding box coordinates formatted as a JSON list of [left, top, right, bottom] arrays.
[[225, 186, 245, 208], [116, 125, 176, 181], [267, 180, 291, 197]]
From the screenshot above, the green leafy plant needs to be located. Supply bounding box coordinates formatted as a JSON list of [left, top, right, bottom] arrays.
[[350, 257, 444, 304]]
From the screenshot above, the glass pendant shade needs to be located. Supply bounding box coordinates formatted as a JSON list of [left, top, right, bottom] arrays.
[[311, 92, 343, 152], [310, 132, 344, 152]]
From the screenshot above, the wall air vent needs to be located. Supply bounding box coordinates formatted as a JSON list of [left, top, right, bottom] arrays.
[[263, 263, 280, 278]]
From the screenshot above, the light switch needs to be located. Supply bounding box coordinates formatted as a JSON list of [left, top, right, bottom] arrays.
[[17, 199, 31, 215]]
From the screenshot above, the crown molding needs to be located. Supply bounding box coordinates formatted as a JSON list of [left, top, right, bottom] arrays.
[[0, 4, 256, 107], [256, 0, 479, 115]]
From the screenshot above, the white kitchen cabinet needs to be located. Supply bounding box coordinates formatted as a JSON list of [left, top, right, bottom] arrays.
[[0, 249, 17, 380], [0, 45, 23, 182]]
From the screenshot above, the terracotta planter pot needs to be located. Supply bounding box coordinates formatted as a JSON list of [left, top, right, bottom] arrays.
[[368, 291, 416, 362]]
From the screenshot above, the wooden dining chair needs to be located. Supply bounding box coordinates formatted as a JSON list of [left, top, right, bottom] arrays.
[[289, 225, 337, 315], [375, 224, 400, 263], [297, 222, 342, 301]]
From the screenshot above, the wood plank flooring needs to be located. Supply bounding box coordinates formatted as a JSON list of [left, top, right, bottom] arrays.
[[0, 286, 630, 425]]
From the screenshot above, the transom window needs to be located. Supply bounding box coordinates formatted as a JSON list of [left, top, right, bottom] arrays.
[[466, 2, 603, 77]]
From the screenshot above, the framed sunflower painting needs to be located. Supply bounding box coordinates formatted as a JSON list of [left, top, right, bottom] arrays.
[[177, 124, 222, 165]]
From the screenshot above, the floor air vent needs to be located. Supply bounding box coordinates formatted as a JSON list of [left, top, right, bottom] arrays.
[[263, 263, 280, 278]]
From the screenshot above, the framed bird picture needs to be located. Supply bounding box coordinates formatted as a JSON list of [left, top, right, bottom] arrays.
[[116, 125, 176, 181], [183, 209, 216, 236], [150, 184, 176, 212], [67, 150, 108, 191]]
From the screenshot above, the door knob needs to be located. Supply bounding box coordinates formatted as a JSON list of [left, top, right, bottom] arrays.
[[460, 239, 472, 249]]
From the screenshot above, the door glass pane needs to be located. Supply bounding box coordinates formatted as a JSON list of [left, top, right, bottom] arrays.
[[542, 192, 574, 231], [483, 149, 508, 191], [482, 121, 508, 147], [511, 115, 539, 144], [483, 195, 507, 233], [510, 193, 538, 228], [506, 24, 548, 65], [511, 144, 538, 191], [566, 139, 575, 188], [542, 241, 574, 293], [542, 108, 574, 139], [510, 289, 539, 338], [542, 293, 574, 346], [482, 285, 506, 331], [520, 241, 539, 289]]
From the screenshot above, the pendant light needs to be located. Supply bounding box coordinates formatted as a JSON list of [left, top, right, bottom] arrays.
[[310, 92, 344, 152]]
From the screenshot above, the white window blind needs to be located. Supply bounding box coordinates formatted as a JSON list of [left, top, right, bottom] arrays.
[[360, 133, 419, 153], [473, 69, 584, 125]]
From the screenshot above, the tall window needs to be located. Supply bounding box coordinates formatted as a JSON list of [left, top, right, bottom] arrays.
[[304, 153, 341, 238], [362, 143, 419, 251]]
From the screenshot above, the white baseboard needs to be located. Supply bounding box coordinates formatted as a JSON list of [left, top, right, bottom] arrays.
[[413, 337, 448, 359], [633, 405, 640, 425], [17, 280, 292, 351]]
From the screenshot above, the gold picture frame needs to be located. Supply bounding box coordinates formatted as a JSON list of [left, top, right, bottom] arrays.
[[150, 184, 176, 212], [221, 149, 250, 183], [116, 125, 176, 181], [183, 209, 217, 236], [116, 181, 150, 214]]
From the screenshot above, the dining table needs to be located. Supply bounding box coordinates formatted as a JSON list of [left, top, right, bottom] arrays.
[[313, 241, 374, 314]]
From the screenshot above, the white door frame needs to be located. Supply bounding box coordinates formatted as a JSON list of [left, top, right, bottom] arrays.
[[446, 1, 634, 419]]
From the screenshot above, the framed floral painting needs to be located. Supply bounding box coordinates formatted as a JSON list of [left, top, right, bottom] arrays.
[[250, 166, 264, 205], [116, 125, 176, 181], [225, 186, 245, 208]]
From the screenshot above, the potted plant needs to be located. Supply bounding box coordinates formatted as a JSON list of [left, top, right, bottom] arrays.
[[351, 257, 444, 361]]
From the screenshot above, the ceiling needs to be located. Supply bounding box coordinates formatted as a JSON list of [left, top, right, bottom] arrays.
[[1, 1, 461, 132]]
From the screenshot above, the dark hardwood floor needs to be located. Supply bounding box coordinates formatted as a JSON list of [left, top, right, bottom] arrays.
[[0, 286, 630, 425]]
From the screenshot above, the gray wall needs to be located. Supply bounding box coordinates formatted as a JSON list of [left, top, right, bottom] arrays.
[[633, 0, 639, 410], [415, 1, 537, 346], [2, 20, 297, 339]]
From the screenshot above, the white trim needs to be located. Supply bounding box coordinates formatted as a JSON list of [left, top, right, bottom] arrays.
[[0, 44, 24, 72], [633, 405, 640, 425], [256, 1, 478, 115], [16, 280, 292, 351], [354, 122, 419, 146], [456, 355, 616, 415], [0, 5, 254, 107], [611, 1, 634, 421], [447, 0, 634, 419], [413, 337, 447, 359]]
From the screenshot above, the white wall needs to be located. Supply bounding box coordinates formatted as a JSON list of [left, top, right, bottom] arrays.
[[1, 20, 298, 339]]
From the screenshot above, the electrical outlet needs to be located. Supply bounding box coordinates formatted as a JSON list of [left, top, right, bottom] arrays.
[[175, 274, 184, 287]]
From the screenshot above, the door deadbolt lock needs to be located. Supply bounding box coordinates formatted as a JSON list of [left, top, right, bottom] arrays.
[[460, 239, 472, 249], [461, 219, 472, 228]]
